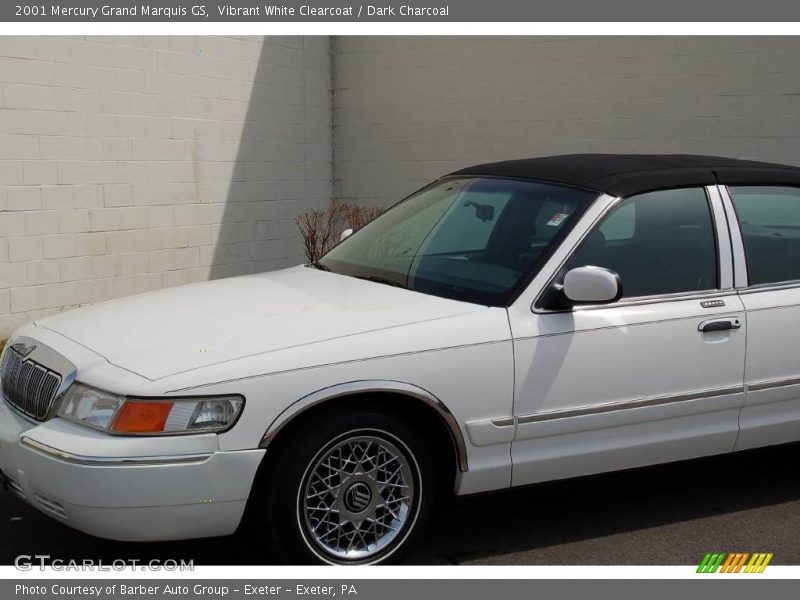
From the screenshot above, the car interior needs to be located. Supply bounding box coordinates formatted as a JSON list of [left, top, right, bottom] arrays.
[[413, 187, 585, 299]]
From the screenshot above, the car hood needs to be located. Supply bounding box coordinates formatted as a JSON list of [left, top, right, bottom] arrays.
[[37, 266, 484, 381]]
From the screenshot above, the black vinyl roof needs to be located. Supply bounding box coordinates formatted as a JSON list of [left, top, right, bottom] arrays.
[[449, 154, 800, 197]]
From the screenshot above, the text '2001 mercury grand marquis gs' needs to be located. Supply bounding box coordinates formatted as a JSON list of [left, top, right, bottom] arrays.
[[3, 154, 800, 564]]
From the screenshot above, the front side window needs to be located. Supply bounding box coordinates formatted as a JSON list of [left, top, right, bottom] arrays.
[[319, 178, 596, 305], [728, 186, 800, 286], [564, 187, 718, 298]]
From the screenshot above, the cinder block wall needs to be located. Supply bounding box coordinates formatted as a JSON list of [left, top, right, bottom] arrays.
[[0, 36, 332, 336], [6, 35, 800, 338], [333, 36, 800, 206]]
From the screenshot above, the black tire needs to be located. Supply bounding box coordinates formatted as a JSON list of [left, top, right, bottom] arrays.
[[255, 409, 436, 565]]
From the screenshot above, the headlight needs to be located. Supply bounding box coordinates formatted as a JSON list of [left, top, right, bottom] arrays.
[[58, 383, 123, 430], [58, 383, 243, 435]]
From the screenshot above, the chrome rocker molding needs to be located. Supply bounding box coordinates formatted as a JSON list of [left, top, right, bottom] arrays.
[[21, 437, 212, 467], [259, 380, 469, 472], [514, 385, 745, 425]]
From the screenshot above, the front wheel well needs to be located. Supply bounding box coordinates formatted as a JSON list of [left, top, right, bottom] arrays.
[[250, 392, 461, 504]]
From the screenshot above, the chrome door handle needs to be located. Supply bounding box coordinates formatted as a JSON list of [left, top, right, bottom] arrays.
[[698, 317, 742, 333]]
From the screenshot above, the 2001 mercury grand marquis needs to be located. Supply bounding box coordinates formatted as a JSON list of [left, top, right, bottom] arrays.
[[4, 154, 800, 564]]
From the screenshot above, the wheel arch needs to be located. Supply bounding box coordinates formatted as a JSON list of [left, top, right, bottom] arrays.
[[258, 380, 469, 473]]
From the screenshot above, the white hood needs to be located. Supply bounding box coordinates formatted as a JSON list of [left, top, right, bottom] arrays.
[[37, 266, 483, 381]]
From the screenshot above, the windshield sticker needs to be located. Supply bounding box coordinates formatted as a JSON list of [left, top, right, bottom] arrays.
[[546, 213, 569, 226]]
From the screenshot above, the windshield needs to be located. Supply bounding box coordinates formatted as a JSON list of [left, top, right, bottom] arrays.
[[318, 177, 596, 306]]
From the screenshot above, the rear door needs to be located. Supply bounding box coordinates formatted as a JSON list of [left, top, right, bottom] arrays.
[[508, 186, 747, 486], [721, 185, 800, 449]]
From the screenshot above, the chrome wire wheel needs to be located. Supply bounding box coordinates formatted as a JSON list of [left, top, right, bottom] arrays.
[[299, 431, 419, 563]]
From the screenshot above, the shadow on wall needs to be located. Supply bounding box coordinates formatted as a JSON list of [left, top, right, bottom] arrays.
[[209, 37, 332, 281]]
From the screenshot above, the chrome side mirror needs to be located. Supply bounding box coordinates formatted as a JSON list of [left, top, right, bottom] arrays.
[[340, 228, 354, 242], [562, 266, 622, 304]]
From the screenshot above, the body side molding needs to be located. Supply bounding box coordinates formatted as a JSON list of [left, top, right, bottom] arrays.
[[516, 385, 744, 424], [748, 376, 800, 393], [464, 417, 515, 447]]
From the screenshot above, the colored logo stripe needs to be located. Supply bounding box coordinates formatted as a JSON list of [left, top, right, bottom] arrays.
[[697, 552, 773, 573], [720, 553, 748, 573], [745, 553, 773, 573], [697, 553, 726, 573]]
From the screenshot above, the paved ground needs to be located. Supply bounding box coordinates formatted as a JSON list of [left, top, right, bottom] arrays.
[[1, 442, 799, 566]]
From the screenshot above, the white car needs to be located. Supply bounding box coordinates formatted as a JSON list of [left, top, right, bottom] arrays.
[[3, 154, 800, 565]]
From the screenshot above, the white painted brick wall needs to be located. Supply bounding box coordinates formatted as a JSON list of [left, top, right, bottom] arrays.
[[0, 36, 332, 337], [333, 36, 800, 207]]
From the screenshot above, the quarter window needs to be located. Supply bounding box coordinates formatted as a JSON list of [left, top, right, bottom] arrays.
[[729, 186, 800, 286], [565, 188, 718, 298]]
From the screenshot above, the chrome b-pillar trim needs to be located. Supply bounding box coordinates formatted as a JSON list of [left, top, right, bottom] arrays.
[[715, 184, 749, 289], [705, 184, 735, 291]]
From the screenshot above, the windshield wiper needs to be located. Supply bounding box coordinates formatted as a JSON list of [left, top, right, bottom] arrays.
[[307, 261, 331, 272], [355, 275, 407, 289]]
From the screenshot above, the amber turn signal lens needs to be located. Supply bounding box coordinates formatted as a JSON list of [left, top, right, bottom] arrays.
[[112, 401, 174, 433]]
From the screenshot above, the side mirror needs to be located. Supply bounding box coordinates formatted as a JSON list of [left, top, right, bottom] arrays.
[[562, 266, 622, 305], [340, 228, 354, 242]]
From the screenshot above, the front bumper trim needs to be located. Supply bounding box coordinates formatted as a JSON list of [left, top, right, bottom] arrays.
[[21, 437, 213, 466]]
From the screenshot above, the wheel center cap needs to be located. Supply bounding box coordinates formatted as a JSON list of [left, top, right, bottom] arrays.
[[343, 482, 373, 513]]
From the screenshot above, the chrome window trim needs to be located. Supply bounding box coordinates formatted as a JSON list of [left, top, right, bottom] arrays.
[[716, 184, 749, 288], [536, 289, 731, 314], [738, 280, 800, 295], [20, 437, 212, 466], [532, 186, 731, 315], [514, 385, 744, 424]]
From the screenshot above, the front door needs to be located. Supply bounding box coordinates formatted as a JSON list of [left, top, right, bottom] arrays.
[[508, 186, 746, 486]]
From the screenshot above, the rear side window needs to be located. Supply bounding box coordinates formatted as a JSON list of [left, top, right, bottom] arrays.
[[565, 188, 718, 298], [729, 186, 800, 286]]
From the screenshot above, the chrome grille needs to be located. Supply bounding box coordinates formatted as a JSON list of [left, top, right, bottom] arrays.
[[1, 344, 62, 420]]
